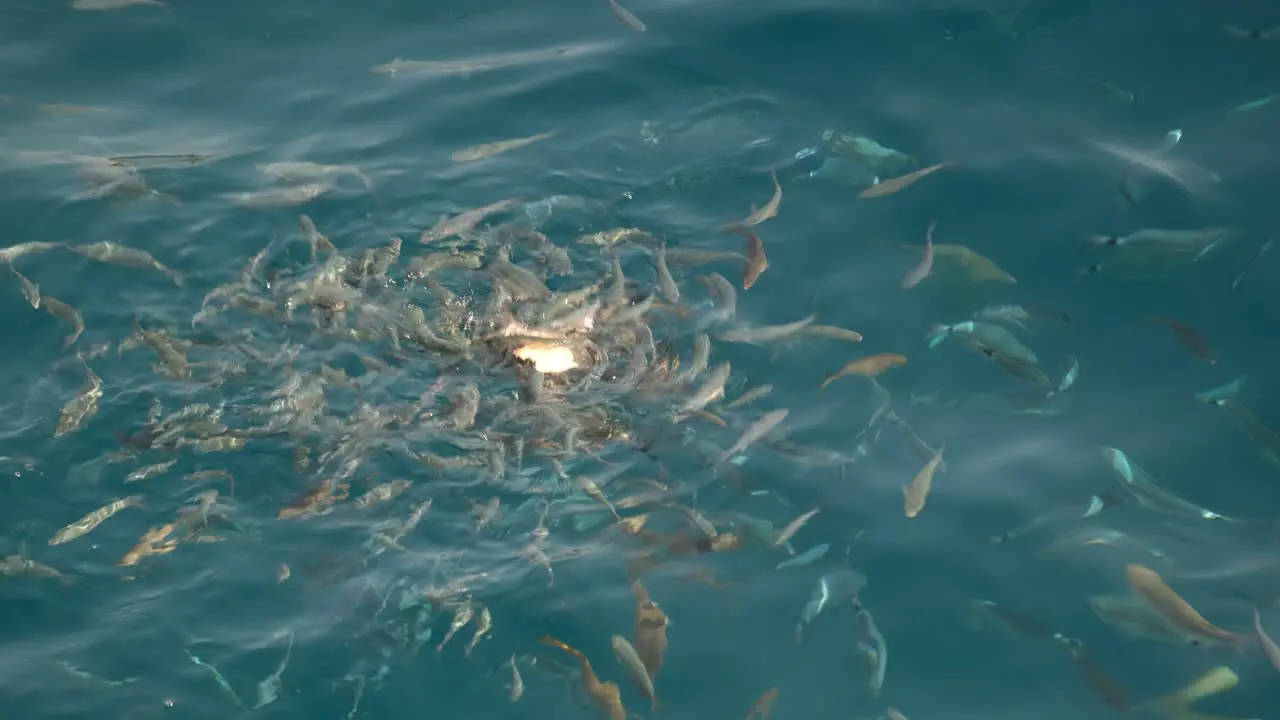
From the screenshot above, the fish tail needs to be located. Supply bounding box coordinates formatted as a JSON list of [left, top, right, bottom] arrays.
[[1230, 632, 1251, 655]]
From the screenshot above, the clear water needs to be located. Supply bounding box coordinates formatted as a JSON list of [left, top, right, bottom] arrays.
[[2, 0, 1279, 718]]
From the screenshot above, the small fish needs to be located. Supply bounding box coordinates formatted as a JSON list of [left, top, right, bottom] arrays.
[[969, 600, 1061, 640], [1045, 355, 1079, 399], [654, 242, 679, 302], [72, 0, 167, 9], [731, 225, 768, 290], [607, 0, 646, 32], [611, 635, 658, 708], [41, 297, 85, 347], [9, 262, 39, 308], [822, 353, 907, 388], [632, 581, 668, 679], [465, 607, 493, 657], [56, 357, 102, 436], [1065, 641, 1130, 712], [452, 132, 556, 163], [854, 600, 888, 696], [437, 603, 475, 652], [1125, 564, 1247, 651], [508, 654, 524, 702], [859, 161, 956, 198], [1147, 316, 1216, 364], [773, 507, 820, 548], [902, 221, 935, 289], [776, 543, 830, 569], [252, 631, 293, 710], [1226, 94, 1277, 115], [277, 563, 291, 584], [719, 408, 788, 464], [125, 459, 176, 483], [903, 445, 945, 518], [72, 241, 184, 285], [1252, 607, 1280, 672], [801, 325, 864, 342], [724, 385, 772, 410], [225, 184, 329, 208], [49, 495, 144, 545], [718, 314, 816, 344], [1231, 238, 1273, 289], [745, 687, 779, 720], [540, 635, 627, 720], [734, 171, 782, 228]]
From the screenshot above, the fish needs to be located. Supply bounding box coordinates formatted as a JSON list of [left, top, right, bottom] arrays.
[[990, 494, 1115, 544], [733, 225, 768, 290], [1045, 355, 1079, 399], [854, 600, 888, 696], [902, 221, 935, 288], [1102, 447, 1236, 521], [903, 444, 945, 518], [1087, 594, 1214, 646], [821, 353, 907, 388], [540, 635, 627, 720], [632, 581, 668, 679], [49, 495, 144, 545], [41, 297, 85, 347], [125, 459, 176, 483], [1064, 641, 1130, 712], [773, 507, 819, 548], [776, 543, 830, 569], [420, 198, 519, 244], [437, 603, 475, 652], [968, 600, 1061, 641], [796, 569, 866, 640], [260, 161, 372, 189], [1196, 377, 1245, 404], [1205, 398, 1280, 468], [724, 385, 773, 410], [801, 325, 864, 342], [109, 153, 209, 167], [465, 607, 493, 657], [719, 409, 788, 463], [1125, 564, 1247, 651], [719, 314, 816, 344], [745, 687, 779, 720], [1226, 94, 1277, 115], [252, 631, 293, 709], [1231, 238, 1273, 289], [72, 0, 167, 9], [1041, 529, 1168, 563], [610, 635, 658, 708], [508, 655, 524, 701], [734, 171, 782, 228], [71, 239, 184, 284], [654, 243, 679, 302], [1253, 607, 1280, 672], [607, 0, 646, 32], [859, 161, 956, 198], [452, 132, 556, 163], [9, 262, 39, 308], [225, 183, 329, 208], [1140, 666, 1244, 715], [56, 357, 103, 436], [1146, 316, 1215, 364]]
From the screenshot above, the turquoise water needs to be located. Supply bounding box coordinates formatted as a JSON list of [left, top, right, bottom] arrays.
[[3, 0, 1280, 718]]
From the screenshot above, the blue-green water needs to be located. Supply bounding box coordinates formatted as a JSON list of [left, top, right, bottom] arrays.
[[3, 0, 1280, 718]]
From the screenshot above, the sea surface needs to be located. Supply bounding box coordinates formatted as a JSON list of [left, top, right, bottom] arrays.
[[2, 0, 1280, 718]]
